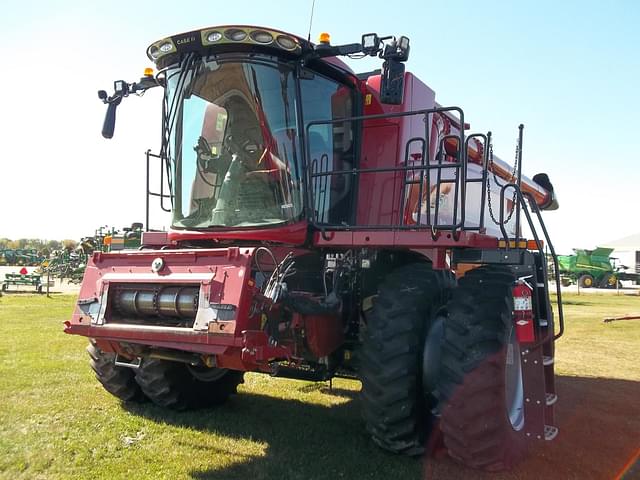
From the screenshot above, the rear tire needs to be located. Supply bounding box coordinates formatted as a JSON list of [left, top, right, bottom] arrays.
[[134, 358, 243, 410], [87, 340, 146, 402], [435, 266, 526, 471], [599, 273, 618, 289], [578, 273, 594, 288], [360, 262, 452, 455]]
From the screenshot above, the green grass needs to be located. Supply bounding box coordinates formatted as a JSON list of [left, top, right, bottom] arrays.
[[552, 293, 640, 380], [0, 293, 638, 479]]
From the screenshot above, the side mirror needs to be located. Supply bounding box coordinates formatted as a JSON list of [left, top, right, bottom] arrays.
[[101, 99, 121, 139], [98, 78, 144, 139], [380, 58, 405, 104], [98, 81, 126, 139]]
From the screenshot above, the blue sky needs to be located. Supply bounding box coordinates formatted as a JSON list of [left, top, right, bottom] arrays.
[[0, 0, 638, 253]]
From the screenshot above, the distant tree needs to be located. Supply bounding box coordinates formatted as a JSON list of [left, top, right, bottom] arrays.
[[7, 240, 20, 249], [62, 239, 78, 252], [47, 240, 62, 251], [29, 239, 46, 251], [0, 238, 10, 249], [17, 239, 28, 249]]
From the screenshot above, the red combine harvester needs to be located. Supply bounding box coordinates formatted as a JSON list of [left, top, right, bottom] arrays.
[[67, 26, 565, 470]]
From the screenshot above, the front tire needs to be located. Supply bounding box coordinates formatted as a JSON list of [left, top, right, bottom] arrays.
[[87, 340, 146, 402], [134, 358, 243, 410], [360, 262, 451, 455], [435, 266, 526, 471], [578, 273, 594, 288]]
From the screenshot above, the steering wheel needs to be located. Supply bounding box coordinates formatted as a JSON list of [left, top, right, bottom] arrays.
[[194, 136, 216, 170], [192, 136, 225, 189]]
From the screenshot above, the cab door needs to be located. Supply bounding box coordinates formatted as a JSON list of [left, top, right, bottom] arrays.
[[301, 72, 358, 226]]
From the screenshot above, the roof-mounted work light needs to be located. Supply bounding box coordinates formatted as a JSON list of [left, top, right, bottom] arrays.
[[361, 33, 380, 55], [397, 36, 410, 61], [114, 80, 129, 96]]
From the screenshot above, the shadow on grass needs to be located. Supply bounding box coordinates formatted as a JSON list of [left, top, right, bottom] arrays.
[[124, 375, 640, 480], [424, 375, 640, 480], [124, 384, 419, 480], [296, 383, 356, 399]]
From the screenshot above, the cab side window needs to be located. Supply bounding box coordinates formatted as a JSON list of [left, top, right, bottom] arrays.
[[301, 74, 355, 224]]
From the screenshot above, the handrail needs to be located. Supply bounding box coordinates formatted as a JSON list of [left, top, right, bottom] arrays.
[[499, 183, 565, 343], [304, 106, 466, 236], [145, 150, 174, 231]]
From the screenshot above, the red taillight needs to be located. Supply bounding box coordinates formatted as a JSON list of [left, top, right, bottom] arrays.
[[512, 282, 535, 343], [63, 321, 71, 329]]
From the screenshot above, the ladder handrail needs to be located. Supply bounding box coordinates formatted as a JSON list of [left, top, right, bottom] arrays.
[[499, 183, 565, 342]]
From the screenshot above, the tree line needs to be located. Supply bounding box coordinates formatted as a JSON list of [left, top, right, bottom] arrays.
[[0, 238, 78, 257]]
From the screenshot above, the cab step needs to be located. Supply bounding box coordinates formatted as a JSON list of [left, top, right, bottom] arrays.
[[545, 393, 558, 406], [543, 355, 554, 366]]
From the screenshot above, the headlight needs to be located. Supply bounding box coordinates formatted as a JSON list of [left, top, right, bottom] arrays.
[[206, 31, 222, 42], [250, 30, 273, 44], [225, 29, 247, 41], [148, 45, 159, 59], [276, 35, 297, 50]]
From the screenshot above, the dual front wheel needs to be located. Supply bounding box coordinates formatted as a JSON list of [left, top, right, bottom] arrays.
[[87, 340, 243, 410]]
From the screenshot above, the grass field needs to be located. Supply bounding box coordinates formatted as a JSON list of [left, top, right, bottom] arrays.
[[0, 293, 638, 479]]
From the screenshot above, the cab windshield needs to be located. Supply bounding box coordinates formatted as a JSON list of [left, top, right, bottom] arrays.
[[166, 56, 302, 228]]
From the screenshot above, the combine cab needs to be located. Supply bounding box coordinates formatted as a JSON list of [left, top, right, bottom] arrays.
[[66, 26, 565, 470]]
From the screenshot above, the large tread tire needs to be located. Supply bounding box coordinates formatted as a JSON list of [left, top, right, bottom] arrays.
[[87, 340, 146, 402], [134, 358, 243, 410], [435, 266, 526, 471], [360, 262, 452, 455], [599, 273, 618, 289], [578, 273, 594, 288]]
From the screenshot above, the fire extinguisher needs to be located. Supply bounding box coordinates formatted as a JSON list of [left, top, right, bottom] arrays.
[[512, 280, 535, 343]]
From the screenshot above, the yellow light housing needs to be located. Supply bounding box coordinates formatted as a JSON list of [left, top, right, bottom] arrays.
[[318, 32, 331, 44], [148, 26, 303, 64], [497, 239, 544, 250], [143, 67, 154, 77]]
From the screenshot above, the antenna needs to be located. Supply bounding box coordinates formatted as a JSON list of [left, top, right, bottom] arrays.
[[307, 0, 316, 42]]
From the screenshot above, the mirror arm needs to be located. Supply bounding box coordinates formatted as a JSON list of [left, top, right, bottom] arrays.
[[98, 76, 159, 139]]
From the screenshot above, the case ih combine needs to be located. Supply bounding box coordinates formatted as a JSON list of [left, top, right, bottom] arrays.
[[66, 26, 565, 470]]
